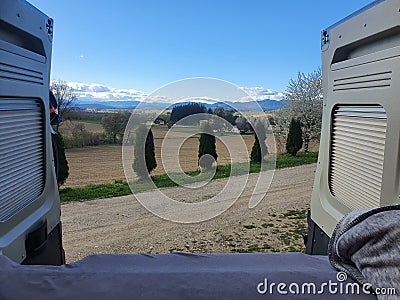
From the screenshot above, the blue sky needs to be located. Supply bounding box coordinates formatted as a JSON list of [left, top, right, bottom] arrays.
[[29, 0, 373, 95]]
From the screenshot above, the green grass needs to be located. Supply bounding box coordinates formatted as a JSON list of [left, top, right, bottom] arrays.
[[60, 152, 318, 203], [262, 243, 272, 250], [243, 224, 257, 229], [282, 209, 308, 219], [261, 223, 274, 228], [247, 244, 261, 252], [60, 180, 132, 202], [275, 152, 318, 169]]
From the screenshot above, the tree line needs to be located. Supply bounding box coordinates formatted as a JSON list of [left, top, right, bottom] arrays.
[[169, 103, 238, 128]]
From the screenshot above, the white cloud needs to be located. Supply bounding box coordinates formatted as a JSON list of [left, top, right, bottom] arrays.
[[67, 82, 147, 102], [66, 82, 284, 103], [238, 96, 254, 102], [238, 87, 284, 101]]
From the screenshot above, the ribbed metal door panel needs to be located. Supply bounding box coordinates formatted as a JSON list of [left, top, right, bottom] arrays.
[[329, 105, 386, 209], [0, 99, 44, 221]]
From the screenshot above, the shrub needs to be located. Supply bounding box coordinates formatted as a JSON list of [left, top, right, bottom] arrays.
[[198, 123, 218, 169], [63, 123, 107, 148], [286, 118, 303, 156]]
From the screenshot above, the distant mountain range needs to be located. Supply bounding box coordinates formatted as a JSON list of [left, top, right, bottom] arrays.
[[75, 99, 285, 111], [67, 82, 285, 111], [173, 100, 286, 111]]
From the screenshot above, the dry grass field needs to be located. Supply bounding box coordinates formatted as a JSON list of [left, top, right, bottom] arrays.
[[63, 131, 256, 188], [63, 145, 125, 187], [59, 120, 105, 135], [62, 122, 318, 188]]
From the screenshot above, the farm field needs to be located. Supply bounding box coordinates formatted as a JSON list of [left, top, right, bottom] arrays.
[[63, 132, 256, 188], [59, 120, 104, 135], [62, 121, 318, 187], [63, 145, 126, 187]]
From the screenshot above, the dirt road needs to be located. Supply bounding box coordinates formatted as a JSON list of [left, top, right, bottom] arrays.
[[61, 163, 317, 263]]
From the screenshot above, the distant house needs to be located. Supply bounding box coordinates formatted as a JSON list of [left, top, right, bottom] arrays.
[[154, 115, 168, 125], [199, 120, 208, 128]]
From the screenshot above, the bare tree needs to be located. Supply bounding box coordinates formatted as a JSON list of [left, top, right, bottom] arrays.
[[50, 80, 77, 128], [274, 68, 323, 152], [235, 117, 253, 133], [101, 111, 130, 144]]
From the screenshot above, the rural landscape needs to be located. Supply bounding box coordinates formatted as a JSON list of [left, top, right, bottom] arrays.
[[5, 1, 399, 298], [51, 70, 323, 263]]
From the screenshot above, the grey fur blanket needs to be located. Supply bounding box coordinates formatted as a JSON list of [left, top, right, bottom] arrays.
[[329, 205, 400, 299]]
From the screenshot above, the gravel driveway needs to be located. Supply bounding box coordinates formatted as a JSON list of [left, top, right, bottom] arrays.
[[62, 163, 317, 263]]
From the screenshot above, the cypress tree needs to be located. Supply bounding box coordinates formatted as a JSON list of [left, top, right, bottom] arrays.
[[145, 128, 157, 173], [198, 123, 218, 169], [133, 125, 157, 179], [251, 121, 268, 163], [286, 118, 303, 156], [51, 132, 69, 187], [251, 138, 262, 163]]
